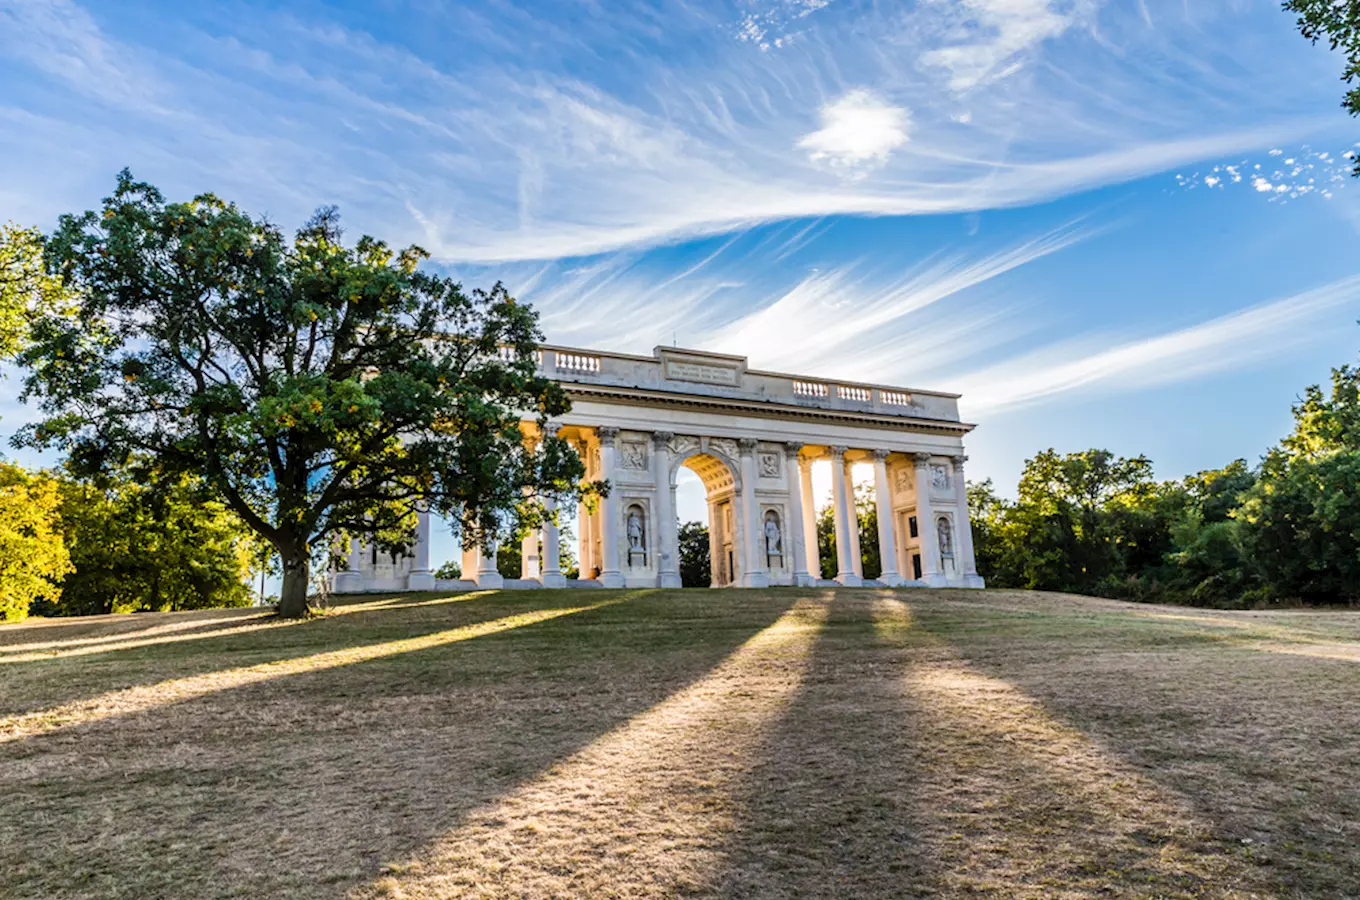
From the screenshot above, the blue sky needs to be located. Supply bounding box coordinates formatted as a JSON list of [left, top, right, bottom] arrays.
[[5, 0, 1360, 566]]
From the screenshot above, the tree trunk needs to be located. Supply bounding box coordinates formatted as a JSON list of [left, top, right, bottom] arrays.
[[278, 549, 311, 618]]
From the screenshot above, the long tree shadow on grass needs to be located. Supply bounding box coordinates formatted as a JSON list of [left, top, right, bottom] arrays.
[[703, 593, 1268, 899], [908, 594, 1357, 896], [0, 591, 560, 720], [0, 589, 800, 900]]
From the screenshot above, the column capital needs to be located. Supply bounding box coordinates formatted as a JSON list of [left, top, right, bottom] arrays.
[[783, 440, 804, 458], [543, 422, 561, 437], [871, 449, 892, 461], [597, 426, 620, 447], [829, 444, 849, 459], [951, 454, 968, 470], [737, 437, 759, 455], [913, 451, 933, 467], [652, 430, 675, 448]]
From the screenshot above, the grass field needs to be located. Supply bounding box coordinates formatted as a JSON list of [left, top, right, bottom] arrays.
[[4, 588, 1360, 899]]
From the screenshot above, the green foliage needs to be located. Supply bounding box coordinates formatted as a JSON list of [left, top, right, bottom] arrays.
[[0, 462, 71, 621], [814, 484, 879, 580], [40, 464, 259, 616], [1285, 0, 1360, 174], [679, 520, 710, 587], [434, 560, 462, 580], [12, 173, 597, 616], [0, 223, 72, 362]]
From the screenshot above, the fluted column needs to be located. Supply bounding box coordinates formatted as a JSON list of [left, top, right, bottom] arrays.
[[407, 508, 436, 590], [737, 439, 770, 588], [335, 537, 365, 593], [653, 432, 681, 588], [476, 533, 504, 589], [799, 453, 819, 580], [830, 445, 861, 586], [871, 451, 904, 586], [952, 454, 984, 588], [914, 453, 943, 584], [785, 442, 815, 587], [843, 457, 863, 579], [597, 427, 625, 588], [707, 498, 722, 587]]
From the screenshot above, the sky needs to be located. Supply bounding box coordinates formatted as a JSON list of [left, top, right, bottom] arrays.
[[4, 0, 1360, 569]]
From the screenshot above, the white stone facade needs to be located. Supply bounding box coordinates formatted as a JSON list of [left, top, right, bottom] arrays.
[[334, 344, 984, 592]]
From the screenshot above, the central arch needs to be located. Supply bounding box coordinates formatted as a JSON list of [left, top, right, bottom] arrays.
[[671, 447, 743, 587]]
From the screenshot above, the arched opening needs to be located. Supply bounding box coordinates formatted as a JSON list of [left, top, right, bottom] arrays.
[[673, 451, 741, 587]]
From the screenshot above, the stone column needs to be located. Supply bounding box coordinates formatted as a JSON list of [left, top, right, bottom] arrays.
[[540, 496, 566, 588], [462, 541, 479, 584], [952, 454, 984, 588], [407, 508, 436, 590], [843, 459, 864, 578], [653, 432, 681, 588], [335, 537, 365, 593], [520, 530, 540, 580], [707, 498, 722, 587], [475, 533, 504, 589], [785, 442, 815, 587], [799, 453, 820, 580], [596, 427, 626, 588], [576, 498, 592, 579], [871, 451, 904, 586], [737, 439, 770, 588], [829, 445, 862, 586], [914, 453, 943, 585]]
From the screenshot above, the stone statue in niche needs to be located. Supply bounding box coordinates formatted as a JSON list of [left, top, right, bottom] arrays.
[[930, 464, 950, 490], [627, 508, 645, 552], [764, 515, 782, 556], [621, 441, 647, 470], [937, 516, 953, 556], [758, 451, 781, 478], [895, 467, 912, 493]]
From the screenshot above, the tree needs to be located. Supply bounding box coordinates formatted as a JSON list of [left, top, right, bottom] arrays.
[[678, 520, 710, 587], [40, 464, 260, 616], [0, 224, 71, 362], [11, 173, 594, 617], [1285, 0, 1360, 174], [0, 462, 71, 621], [434, 560, 462, 580]]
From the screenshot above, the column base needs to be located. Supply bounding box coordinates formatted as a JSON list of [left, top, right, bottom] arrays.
[[406, 570, 435, 591], [835, 572, 863, 587], [598, 570, 626, 588], [961, 574, 986, 589], [475, 571, 504, 589], [334, 571, 364, 594], [541, 572, 567, 589], [876, 572, 905, 587], [921, 573, 951, 588], [659, 572, 683, 589], [740, 572, 770, 588], [791, 572, 817, 587]]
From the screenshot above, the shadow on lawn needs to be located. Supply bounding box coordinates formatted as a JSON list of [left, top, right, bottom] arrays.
[[705, 593, 1265, 899], [908, 597, 1358, 897], [0, 590, 799, 900], [0, 591, 558, 719]]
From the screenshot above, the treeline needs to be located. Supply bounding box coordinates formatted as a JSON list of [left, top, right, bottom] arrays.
[[0, 458, 262, 621], [971, 362, 1360, 607]]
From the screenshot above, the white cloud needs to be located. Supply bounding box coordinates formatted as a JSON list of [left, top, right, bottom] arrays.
[[920, 0, 1080, 92], [796, 89, 910, 170], [952, 274, 1360, 415]]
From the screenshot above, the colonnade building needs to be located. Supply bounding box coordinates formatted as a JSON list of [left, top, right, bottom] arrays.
[[333, 344, 984, 592]]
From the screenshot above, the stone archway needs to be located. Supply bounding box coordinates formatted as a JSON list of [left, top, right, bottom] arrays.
[[670, 446, 742, 587]]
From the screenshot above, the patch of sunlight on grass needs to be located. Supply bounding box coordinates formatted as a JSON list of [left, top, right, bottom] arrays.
[[1248, 640, 1360, 663], [0, 600, 620, 743], [0, 612, 271, 655], [872, 598, 1259, 896], [0, 617, 303, 664], [349, 598, 832, 900]]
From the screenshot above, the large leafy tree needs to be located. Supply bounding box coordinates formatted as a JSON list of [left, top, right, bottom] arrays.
[[678, 520, 711, 587], [12, 172, 590, 617], [0, 223, 70, 362]]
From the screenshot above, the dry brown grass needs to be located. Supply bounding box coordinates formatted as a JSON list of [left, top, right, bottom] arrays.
[[2, 587, 1360, 898]]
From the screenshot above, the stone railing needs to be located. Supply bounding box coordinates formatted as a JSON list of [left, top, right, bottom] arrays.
[[534, 344, 963, 423]]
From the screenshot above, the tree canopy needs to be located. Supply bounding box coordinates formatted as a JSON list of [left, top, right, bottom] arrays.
[[13, 172, 594, 616]]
